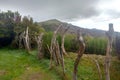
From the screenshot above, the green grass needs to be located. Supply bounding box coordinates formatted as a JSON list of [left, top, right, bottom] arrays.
[[0, 48, 61, 80], [63, 54, 99, 80], [63, 53, 120, 80], [0, 49, 120, 80]]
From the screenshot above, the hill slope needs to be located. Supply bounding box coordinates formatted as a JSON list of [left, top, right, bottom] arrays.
[[38, 19, 107, 37]]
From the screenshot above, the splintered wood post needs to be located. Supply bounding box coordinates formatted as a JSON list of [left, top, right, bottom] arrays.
[[61, 26, 70, 55], [73, 30, 85, 80], [61, 35, 66, 55], [23, 27, 30, 53], [105, 23, 114, 80], [54, 42, 60, 65], [49, 24, 62, 68], [35, 33, 44, 59], [56, 41, 65, 75], [47, 45, 53, 69], [61, 44, 65, 75]]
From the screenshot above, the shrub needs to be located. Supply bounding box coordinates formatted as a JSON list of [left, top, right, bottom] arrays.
[[85, 37, 107, 55]]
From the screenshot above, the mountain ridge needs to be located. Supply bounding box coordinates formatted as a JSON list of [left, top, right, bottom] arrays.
[[38, 19, 118, 37]]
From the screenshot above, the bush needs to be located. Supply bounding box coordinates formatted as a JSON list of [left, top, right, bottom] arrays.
[[64, 34, 78, 52], [42, 33, 78, 58], [42, 32, 53, 58], [85, 37, 107, 55]]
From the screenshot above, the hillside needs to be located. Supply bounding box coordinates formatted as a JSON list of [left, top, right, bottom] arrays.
[[0, 49, 120, 80], [38, 19, 107, 37], [39, 19, 120, 38], [38, 19, 67, 32]]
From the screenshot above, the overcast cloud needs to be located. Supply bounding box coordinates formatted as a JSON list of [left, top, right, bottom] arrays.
[[1, 0, 120, 31], [0, 0, 100, 21]]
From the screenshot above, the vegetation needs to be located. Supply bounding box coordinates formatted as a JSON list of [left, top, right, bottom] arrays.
[[0, 48, 61, 80], [115, 32, 120, 59], [0, 10, 44, 48], [0, 10, 120, 80], [85, 37, 107, 55], [0, 10, 109, 55], [0, 49, 120, 80]]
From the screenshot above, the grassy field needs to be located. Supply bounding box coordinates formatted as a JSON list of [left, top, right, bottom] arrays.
[[0, 48, 120, 80]]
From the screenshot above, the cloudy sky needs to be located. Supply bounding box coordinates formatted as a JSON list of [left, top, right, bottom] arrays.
[[0, 0, 120, 32]]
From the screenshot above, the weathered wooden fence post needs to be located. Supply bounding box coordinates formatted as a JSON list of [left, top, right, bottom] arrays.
[[73, 29, 85, 80], [61, 26, 70, 55], [105, 23, 114, 80], [23, 27, 31, 53], [35, 33, 44, 59], [49, 24, 62, 69]]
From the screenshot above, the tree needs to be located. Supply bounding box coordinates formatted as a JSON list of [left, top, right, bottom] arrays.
[[13, 16, 45, 49], [0, 10, 20, 47]]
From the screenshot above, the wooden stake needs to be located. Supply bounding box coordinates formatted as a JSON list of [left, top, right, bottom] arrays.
[[61, 26, 70, 55], [73, 30, 85, 80], [105, 23, 114, 80], [35, 33, 44, 59]]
